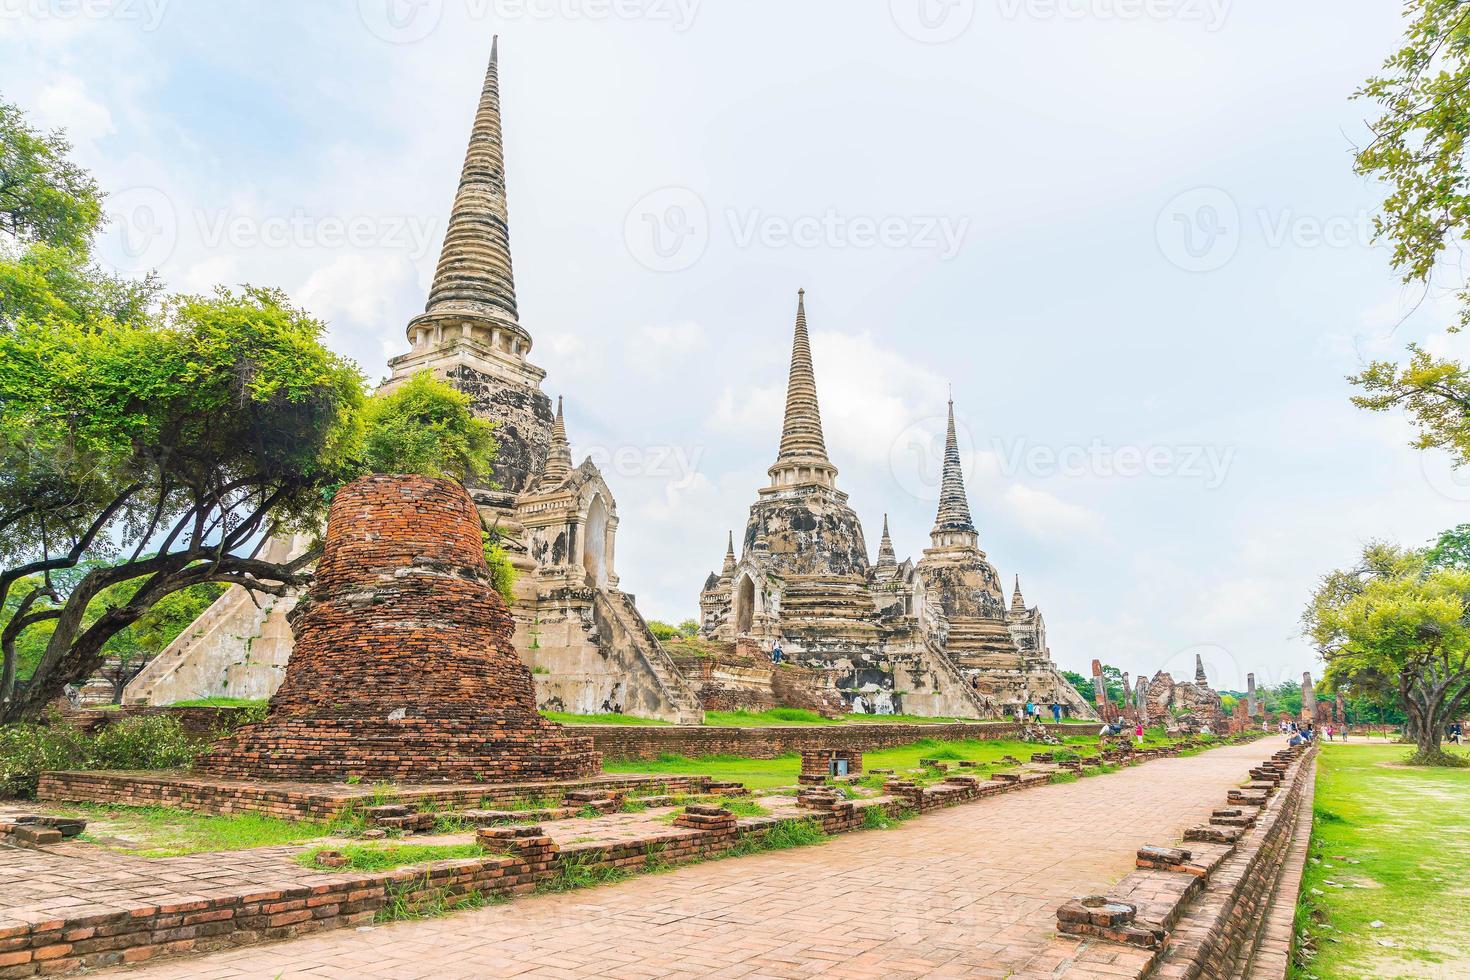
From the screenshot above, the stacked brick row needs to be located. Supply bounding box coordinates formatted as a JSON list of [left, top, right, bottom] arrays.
[[36, 770, 699, 821], [198, 475, 600, 784], [1053, 741, 1315, 977]]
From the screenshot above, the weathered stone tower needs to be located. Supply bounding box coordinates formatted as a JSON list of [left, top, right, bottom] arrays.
[[912, 399, 1094, 718], [699, 293, 995, 718], [128, 38, 703, 723]]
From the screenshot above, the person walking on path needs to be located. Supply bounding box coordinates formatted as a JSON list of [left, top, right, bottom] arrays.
[[770, 638, 783, 665], [1051, 701, 1062, 723], [1134, 721, 1145, 746]]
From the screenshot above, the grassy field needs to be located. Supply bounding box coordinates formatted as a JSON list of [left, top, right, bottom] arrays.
[[57, 802, 332, 856], [1293, 743, 1470, 979], [604, 730, 1184, 790], [544, 708, 1097, 728]]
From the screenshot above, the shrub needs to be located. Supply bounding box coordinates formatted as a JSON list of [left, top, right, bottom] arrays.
[[89, 715, 203, 770], [0, 724, 89, 797], [0, 715, 206, 798]]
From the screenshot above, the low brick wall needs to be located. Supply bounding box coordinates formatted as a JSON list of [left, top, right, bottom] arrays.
[[1050, 739, 1314, 979], [1152, 746, 1317, 978], [35, 771, 709, 821], [9, 736, 1259, 977], [575, 721, 1087, 761]]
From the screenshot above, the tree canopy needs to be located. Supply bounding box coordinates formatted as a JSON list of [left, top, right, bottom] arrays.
[[1303, 542, 1470, 765]]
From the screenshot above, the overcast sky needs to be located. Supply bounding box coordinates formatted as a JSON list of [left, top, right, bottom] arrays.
[[5, 1, 1464, 692]]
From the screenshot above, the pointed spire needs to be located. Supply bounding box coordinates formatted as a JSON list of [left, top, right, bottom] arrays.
[[768, 289, 838, 488], [538, 396, 571, 489], [874, 514, 898, 579], [1011, 574, 1026, 614], [930, 396, 978, 547], [720, 530, 736, 577], [408, 35, 525, 349], [1195, 654, 1208, 686]]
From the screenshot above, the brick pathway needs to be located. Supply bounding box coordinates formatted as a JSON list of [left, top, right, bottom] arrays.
[[101, 740, 1267, 979]]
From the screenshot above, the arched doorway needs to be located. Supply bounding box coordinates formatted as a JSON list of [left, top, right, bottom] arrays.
[[582, 494, 609, 588], [734, 574, 756, 634]]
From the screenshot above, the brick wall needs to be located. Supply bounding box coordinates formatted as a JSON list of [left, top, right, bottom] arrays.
[[578, 721, 1080, 761]]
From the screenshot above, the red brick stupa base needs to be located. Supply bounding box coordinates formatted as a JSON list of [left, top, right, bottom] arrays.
[[198, 474, 600, 783]]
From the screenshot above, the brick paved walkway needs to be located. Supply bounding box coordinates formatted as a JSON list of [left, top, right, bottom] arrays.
[[102, 740, 1267, 979]]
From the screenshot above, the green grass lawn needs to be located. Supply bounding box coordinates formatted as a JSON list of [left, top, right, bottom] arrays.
[[297, 842, 490, 872], [545, 708, 1057, 727], [603, 730, 1180, 790], [165, 697, 267, 709], [1293, 742, 1470, 979], [58, 802, 333, 856]]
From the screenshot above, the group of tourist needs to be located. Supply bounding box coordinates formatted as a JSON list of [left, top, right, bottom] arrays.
[[1021, 699, 1065, 725]]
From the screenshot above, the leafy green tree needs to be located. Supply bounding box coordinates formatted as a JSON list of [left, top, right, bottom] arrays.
[[362, 370, 497, 482], [646, 620, 678, 642], [677, 619, 700, 638], [1303, 543, 1470, 765], [1061, 670, 1094, 703], [0, 98, 101, 250]]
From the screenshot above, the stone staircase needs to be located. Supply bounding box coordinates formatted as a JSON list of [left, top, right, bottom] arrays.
[[598, 589, 705, 723]]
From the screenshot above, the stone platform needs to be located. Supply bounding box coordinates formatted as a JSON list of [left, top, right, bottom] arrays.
[[35, 771, 708, 822]]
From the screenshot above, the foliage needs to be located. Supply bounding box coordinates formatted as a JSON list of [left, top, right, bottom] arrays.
[[538, 849, 630, 893], [1426, 522, 1470, 570], [1303, 542, 1470, 765], [0, 714, 206, 798], [361, 370, 497, 482], [0, 97, 102, 250], [480, 530, 517, 603], [647, 620, 678, 641], [1350, 5, 1470, 458]]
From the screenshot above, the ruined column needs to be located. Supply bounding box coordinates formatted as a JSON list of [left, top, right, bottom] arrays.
[[1301, 671, 1316, 725], [1194, 654, 1208, 686], [1246, 672, 1257, 717], [1121, 671, 1131, 714], [1135, 676, 1149, 725], [1092, 659, 1107, 719]]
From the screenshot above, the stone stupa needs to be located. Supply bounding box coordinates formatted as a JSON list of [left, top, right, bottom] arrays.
[[199, 474, 602, 783]]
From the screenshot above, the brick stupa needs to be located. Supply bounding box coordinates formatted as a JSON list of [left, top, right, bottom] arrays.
[[199, 474, 601, 783]]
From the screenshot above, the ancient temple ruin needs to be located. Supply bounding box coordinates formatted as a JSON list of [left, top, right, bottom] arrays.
[[126, 38, 703, 723], [1142, 655, 1226, 733], [200, 475, 601, 783], [698, 293, 1090, 719]]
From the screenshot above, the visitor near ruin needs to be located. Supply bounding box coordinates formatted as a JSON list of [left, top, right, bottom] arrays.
[[4, 5, 1470, 979]]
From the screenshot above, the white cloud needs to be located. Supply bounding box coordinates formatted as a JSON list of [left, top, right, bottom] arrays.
[[999, 484, 1102, 539]]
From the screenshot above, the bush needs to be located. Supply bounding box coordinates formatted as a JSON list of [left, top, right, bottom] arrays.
[[90, 715, 205, 770], [0, 715, 207, 799], [0, 724, 89, 797]]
